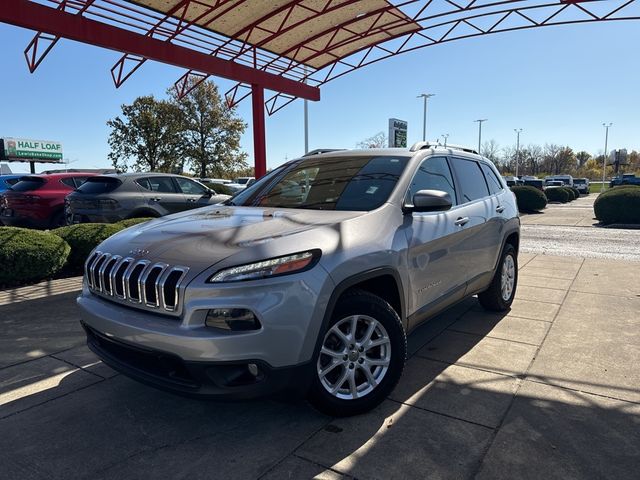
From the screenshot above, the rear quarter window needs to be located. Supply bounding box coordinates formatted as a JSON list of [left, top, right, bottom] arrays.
[[480, 163, 504, 194]]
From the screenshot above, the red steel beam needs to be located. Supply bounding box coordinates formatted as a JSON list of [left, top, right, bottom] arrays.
[[251, 84, 267, 179], [1, 0, 320, 101]]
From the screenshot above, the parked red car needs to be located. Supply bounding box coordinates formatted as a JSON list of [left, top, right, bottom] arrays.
[[0, 173, 96, 228]]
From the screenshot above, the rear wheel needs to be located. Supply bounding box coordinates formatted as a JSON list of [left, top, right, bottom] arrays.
[[308, 290, 406, 417], [478, 243, 518, 312], [50, 211, 66, 228]]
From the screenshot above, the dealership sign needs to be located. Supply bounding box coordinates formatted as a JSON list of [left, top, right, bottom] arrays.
[[1, 137, 63, 162], [388, 118, 407, 148]]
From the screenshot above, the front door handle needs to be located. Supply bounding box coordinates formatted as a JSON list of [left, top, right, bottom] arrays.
[[151, 197, 161, 202], [496, 205, 505, 213], [454, 216, 469, 226], [187, 198, 197, 203]]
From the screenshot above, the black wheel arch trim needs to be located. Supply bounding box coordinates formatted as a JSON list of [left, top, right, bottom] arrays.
[[313, 267, 406, 358]]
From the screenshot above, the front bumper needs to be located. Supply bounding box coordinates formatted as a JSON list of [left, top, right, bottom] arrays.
[[77, 265, 334, 398], [83, 322, 312, 399]]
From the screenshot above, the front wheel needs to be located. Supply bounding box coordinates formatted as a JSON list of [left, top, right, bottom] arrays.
[[478, 243, 518, 311], [308, 290, 406, 417]]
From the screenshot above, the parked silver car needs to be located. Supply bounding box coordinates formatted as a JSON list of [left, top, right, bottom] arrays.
[[65, 173, 230, 224], [78, 143, 520, 416]]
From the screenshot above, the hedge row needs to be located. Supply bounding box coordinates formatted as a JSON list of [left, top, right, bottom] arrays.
[[594, 185, 640, 224], [0, 228, 71, 287], [510, 186, 547, 212], [0, 217, 154, 287]]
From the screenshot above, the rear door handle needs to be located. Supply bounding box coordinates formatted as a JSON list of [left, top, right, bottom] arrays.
[[496, 205, 505, 213], [454, 216, 469, 226], [151, 197, 161, 202]]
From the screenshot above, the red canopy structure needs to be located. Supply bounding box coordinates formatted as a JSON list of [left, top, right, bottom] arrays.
[[1, 0, 638, 177]]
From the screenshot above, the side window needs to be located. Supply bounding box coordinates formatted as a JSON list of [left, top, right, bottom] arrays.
[[136, 178, 151, 190], [73, 177, 89, 188], [406, 156, 457, 206], [138, 177, 177, 193], [175, 177, 207, 195], [450, 158, 490, 203], [480, 163, 503, 194], [60, 178, 76, 188]]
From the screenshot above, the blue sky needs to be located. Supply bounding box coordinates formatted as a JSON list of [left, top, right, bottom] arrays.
[[0, 17, 638, 173]]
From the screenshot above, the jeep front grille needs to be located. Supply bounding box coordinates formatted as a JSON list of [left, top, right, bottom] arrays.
[[85, 251, 189, 313]]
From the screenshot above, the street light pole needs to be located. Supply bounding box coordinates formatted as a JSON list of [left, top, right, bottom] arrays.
[[417, 93, 435, 141], [602, 123, 612, 191], [474, 119, 487, 154], [514, 128, 523, 177]]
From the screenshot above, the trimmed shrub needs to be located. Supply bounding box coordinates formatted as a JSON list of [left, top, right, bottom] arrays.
[[571, 186, 581, 198], [561, 187, 576, 201], [0, 227, 70, 287], [510, 186, 547, 212], [594, 185, 640, 224], [52, 223, 124, 273], [117, 217, 154, 229], [545, 187, 570, 203]]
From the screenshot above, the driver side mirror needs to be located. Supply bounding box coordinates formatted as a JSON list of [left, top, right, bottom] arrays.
[[404, 189, 452, 214]]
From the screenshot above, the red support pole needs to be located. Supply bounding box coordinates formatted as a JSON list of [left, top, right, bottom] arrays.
[[251, 84, 266, 179]]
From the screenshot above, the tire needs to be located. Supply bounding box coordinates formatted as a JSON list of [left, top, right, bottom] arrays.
[[50, 211, 66, 228], [478, 243, 518, 312], [127, 210, 160, 219], [307, 290, 406, 417]]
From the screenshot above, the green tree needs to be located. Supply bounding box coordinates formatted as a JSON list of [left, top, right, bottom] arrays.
[[170, 80, 247, 178], [107, 96, 183, 172], [576, 150, 591, 167]]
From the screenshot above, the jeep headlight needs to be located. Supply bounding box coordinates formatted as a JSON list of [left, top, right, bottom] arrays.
[[208, 250, 321, 283]]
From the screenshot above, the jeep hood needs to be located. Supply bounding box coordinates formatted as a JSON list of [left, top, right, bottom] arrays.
[[95, 206, 361, 271]]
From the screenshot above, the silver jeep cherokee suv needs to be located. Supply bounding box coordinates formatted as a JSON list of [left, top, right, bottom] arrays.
[[78, 142, 520, 416]]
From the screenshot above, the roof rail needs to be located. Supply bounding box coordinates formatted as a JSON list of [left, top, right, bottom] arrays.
[[409, 141, 438, 152], [303, 148, 346, 157], [409, 141, 478, 155]]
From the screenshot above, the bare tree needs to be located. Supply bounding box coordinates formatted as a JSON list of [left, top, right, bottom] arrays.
[[481, 139, 500, 165], [357, 132, 387, 149]]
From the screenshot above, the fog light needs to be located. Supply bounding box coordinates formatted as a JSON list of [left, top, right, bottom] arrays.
[[205, 308, 260, 331], [247, 363, 259, 377]]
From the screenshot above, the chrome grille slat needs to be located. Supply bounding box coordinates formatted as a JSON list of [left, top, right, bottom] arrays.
[[85, 251, 188, 314], [97, 253, 113, 293]]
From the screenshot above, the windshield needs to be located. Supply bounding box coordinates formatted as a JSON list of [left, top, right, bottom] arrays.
[[573, 179, 586, 184], [9, 177, 46, 192], [229, 155, 409, 211], [76, 176, 122, 194]]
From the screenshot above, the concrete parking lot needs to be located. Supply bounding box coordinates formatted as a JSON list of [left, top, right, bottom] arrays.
[[2, 247, 639, 479]]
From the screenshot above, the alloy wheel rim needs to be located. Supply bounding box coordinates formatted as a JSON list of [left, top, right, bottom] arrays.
[[317, 315, 391, 400], [501, 254, 516, 301]]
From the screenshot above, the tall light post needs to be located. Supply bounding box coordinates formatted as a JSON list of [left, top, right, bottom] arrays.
[[474, 119, 487, 154], [442, 133, 450, 147], [602, 122, 612, 191], [417, 93, 435, 141], [514, 128, 523, 177]]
